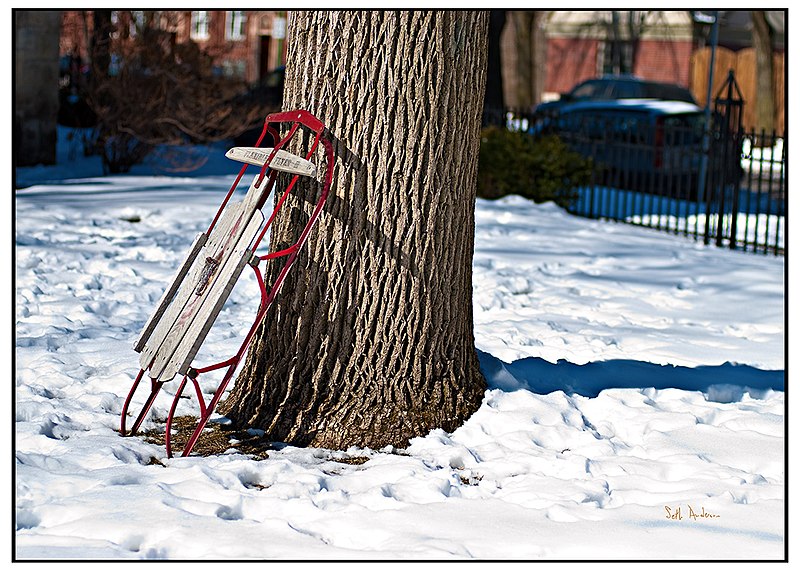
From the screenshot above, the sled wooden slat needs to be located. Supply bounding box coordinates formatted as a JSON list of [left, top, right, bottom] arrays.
[[137, 174, 266, 380], [150, 213, 263, 381], [226, 147, 317, 177], [133, 232, 208, 353]]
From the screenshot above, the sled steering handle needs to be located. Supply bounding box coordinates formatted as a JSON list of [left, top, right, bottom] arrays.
[[265, 110, 326, 134]]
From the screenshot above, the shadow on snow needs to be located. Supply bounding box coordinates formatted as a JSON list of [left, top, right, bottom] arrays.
[[477, 350, 784, 403]]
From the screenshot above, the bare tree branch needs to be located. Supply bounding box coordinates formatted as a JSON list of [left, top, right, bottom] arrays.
[[86, 11, 275, 172]]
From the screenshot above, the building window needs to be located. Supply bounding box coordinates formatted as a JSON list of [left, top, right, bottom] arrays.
[[110, 11, 147, 39], [191, 11, 209, 40], [110, 11, 121, 38], [226, 11, 247, 41], [131, 11, 146, 33]]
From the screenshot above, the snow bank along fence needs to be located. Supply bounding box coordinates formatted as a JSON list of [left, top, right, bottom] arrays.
[[484, 79, 785, 256]]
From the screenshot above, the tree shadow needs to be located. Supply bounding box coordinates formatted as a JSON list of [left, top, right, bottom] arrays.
[[279, 128, 419, 279], [477, 350, 784, 403]]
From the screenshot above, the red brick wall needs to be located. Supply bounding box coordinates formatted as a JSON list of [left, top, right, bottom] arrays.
[[545, 37, 694, 95], [544, 37, 600, 94], [633, 39, 693, 87], [59, 11, 282, 85]]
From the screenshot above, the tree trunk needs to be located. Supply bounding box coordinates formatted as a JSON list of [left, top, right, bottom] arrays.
[[510, 11, 546, 110], [627, 11, 644, 74], [14, 11, 62, 167], [483, 10, 506, 117], [609, 11, 623, 75], [220, 11, 489, 450], [511, 11, 535, 109], [751, 10, 775, 134], [530, 12, 547, 109], [91, 10, 113, 80]]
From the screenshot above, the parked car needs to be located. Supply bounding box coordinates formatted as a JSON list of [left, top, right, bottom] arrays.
[[534, 98, 740, 199], [535, 75, 697, 118]]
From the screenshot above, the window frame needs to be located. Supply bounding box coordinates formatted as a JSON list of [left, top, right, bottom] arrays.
[[226, 11, 247, 41], [190, 11, 210, 41]]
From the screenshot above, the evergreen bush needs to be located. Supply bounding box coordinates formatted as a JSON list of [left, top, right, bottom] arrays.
[[477, 127, 592, 208]]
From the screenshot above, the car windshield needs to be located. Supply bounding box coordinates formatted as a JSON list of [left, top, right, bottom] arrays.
[[570, 81, 609, 99], [565, 79, 695, 104], [610, 82, 641, 98]]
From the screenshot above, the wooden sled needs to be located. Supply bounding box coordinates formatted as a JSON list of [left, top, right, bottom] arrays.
[[120, 110, 334, 458]]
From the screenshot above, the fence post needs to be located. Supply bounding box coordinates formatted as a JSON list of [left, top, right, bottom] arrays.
[[697, 11, 719, 214], [713, 71, 745, 249]]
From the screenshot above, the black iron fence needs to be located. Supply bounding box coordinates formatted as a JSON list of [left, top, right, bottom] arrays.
[[483, 106, 785, 256]]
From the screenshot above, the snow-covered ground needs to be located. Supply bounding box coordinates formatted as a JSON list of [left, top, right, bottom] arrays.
[[14, 131, 786, 560]]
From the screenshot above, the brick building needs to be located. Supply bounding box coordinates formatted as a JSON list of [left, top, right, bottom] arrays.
[[59, 10, 288, 85], [541, 11, 695, 99]]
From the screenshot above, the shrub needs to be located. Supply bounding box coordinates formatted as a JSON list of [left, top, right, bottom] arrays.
[[87, 16, 270, 174], [476, 127, 592, 208]]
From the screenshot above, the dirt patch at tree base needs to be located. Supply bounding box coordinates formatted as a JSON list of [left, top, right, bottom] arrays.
[[137, 417, 374, 465], [140, 416, 274, 460]]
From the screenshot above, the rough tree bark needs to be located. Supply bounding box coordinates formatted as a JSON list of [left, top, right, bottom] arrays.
[[220, 11, 489, 450]]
